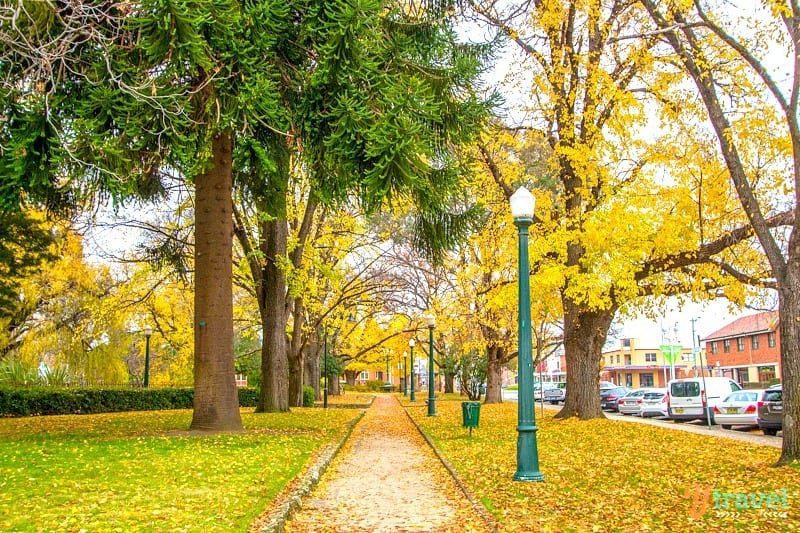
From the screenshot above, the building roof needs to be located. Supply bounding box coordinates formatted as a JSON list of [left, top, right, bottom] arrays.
[[702, 311, 779, 342]]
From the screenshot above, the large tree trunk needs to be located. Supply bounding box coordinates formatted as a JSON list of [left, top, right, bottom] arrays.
[[556, 302, 615, 420], [257, 213, 289, 412], [288, 296, 305, 407], [778, 259, 800, 464], [484, 344, 504, 404], [344, 369, 357, 386], [444, 372, 454, 393], [190, 131, 243, 432], [330, 372, 341, 395]]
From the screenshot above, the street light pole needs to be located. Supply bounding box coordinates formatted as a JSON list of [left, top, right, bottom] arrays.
[[403, 351, 408, 396], [426, 315, 436, 416], [323, 331, 328, 409], [409, 339, 416, 402], [143, 326, 153, 388], [510, 186, 544, 482]]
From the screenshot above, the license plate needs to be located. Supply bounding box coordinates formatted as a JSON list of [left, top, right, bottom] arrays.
[[674, 408, 684, 414], [773, 405, 783, 412]]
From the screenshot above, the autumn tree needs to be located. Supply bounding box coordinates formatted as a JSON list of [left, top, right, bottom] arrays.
[[640, 0, 799, 464], [466, 0, 793, 420]]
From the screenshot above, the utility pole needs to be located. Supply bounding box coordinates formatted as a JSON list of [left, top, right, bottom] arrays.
[[690, 317, 699, 377]]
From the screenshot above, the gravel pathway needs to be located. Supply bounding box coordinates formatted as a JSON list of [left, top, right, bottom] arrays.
[[286, 395, 486, 532]]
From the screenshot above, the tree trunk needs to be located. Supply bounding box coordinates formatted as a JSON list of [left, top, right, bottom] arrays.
[[778, 261, 800, 464], [304, 333, 320, 400], [444, 372, 454, 393], [190, 131, 243, 432], [344, 369, 357, 386], [257, 213, 289, 412], [330, 373, 341, 395], [288, 296, 305, 407], [484, 344, 504, 404], [556, 302, 615, 420]]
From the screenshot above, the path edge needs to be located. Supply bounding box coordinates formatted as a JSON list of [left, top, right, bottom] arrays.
[[251, 408, 367, 533], [401, 400, 500, 533]]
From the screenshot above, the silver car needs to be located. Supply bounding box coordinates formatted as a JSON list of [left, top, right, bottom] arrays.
[[618, 388, 659, 415]]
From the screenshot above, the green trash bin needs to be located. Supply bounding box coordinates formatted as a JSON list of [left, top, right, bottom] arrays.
[[461, 401, 481, 435]]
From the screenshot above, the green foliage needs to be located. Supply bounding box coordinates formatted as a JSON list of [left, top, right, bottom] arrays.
[[0, 387, 260, 417], [0, 359, 40, 388], [457, 350, 486, 401], [365, 379, 386, 391], [302, 385, 316, 407]]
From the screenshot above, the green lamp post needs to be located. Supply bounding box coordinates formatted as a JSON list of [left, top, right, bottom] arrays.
[[426, 314, 437, 416], [323, 330, 329, 408], [510, 186, 544, 482], [409, 338, 416, 402], [403, 351, 408, 396], [143, 326, 153, 388]]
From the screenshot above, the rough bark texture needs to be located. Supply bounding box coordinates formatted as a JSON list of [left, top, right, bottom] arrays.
[[258, 214, 289, 412], [190, 132, 243, 432], [288, 296, 305, 407], [444, 373, 454, 393], [344, 370, 357, 386], [304, 334, 320, 400], [484, 344, 505, 404], [556, 304, 615, 420], [778, 268, 800, 464]]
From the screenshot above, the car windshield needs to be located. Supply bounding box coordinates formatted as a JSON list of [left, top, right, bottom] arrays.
[[643, 392, 664, 400], [764, 389, 782, 402], [670, 381, 700, 397]]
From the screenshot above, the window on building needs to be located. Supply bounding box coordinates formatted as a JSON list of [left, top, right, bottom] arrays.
[[751, 335, 759, 350], [723, 339, 731, 352], [622, 339, 631, 347], [625, 373, 633, 387], [710, 342, 717, 354], [640, 373, 654, 387], [768, 332, 776, 348], [645, 352, 657, 362], [736, 337, 745, 351], [624, 355, 631, 366], [736, 367, 750, 383], [376, 371, 383, 381], [359, 371, 368, 381], [758, 366, 776, 382]]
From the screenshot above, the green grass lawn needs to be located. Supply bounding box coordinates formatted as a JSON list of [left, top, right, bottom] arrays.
[[0, 407, 358, 531], [406, 401, 800, 531]]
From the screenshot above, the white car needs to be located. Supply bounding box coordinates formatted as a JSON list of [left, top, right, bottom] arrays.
[[714, 389, 766, 429], [640, 389, 669, 418], [618, 389, 656, 415], [667, 377, 742, 423]]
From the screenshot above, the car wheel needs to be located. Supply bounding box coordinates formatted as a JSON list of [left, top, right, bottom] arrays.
[[763, 428, 778, 436], [672, 418, 686, 423], [721, 424, 731, 430], [549, 401, 557, 405]]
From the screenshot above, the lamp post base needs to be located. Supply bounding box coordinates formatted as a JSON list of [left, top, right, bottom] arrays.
[[513, 471, 545, 482], [427, 397, 436, 416]]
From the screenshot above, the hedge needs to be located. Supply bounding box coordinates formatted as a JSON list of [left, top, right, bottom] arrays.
[[0, 387, 260, 417]]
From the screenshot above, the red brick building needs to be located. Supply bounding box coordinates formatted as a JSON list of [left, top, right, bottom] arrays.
[[702, 311, 781, 386]]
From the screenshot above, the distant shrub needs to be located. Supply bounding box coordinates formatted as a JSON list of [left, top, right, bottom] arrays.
[[0, 387, 259, 417], [302, 386, 316, 407], [0, 359, 41, 388], [365, 380, 385, 391]]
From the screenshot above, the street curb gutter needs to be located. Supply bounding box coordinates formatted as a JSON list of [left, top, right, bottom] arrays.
[[402, 404, 500, 533], [252, 408, 367, 533]]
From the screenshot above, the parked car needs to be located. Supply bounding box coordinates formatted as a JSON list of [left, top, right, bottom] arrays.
[[600, 387, 629, 411], [713, 389, 766, 429], [757, 386, 783, 436], [667, 377, 742, 423], [640, 389, 669, 418], [618, 388, 661, 415], [534, 383, 560, 400], [544, 384, 566, 404]]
